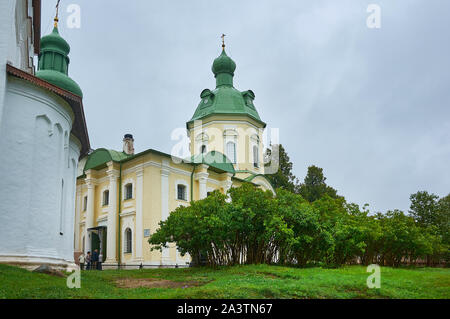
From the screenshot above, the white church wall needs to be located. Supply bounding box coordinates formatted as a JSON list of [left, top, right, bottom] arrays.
[[0, 1, 35, 125], [0, 76, 80, 268]]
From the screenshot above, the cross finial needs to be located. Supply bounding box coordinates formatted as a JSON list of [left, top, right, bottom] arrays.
[[54, 0, 61, 27], [221, 34, 226, 49]]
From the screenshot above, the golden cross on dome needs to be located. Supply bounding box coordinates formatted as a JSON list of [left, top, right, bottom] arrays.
[[221, 34, 226, 49], [54, 0, 61, 27]]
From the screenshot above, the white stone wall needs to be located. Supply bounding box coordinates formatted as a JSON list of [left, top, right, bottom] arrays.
[[0, 77, 80, 268], [0, 0, 35, 125]]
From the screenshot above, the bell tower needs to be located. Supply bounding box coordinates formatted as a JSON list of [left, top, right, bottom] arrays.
[[187, 38, 266, 176]]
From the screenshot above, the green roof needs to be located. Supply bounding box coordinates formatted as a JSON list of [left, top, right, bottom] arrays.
[[243, 173, 275, 191], [190, 151, 235, 174], [36, 26, 83, 97], [187, 49, 265, 128], [83, 148, 235, 175], [83, 148, 131, 172]]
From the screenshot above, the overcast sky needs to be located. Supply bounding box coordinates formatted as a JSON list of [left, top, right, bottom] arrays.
[[40, 0, 450, 214]]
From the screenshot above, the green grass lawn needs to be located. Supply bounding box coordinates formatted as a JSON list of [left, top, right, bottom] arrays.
[[0, 263, 448, 299]]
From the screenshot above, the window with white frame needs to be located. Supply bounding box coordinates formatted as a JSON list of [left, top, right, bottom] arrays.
[[195, 132, 209, 156], [83, 196, 87, 211], [102, 190, 109, 206], [124, 183, 133, 200], [177, 184, 187, 201], [226, 141, 236, 164], [253, 145, 259, 168], [124, 228, 132, 253]]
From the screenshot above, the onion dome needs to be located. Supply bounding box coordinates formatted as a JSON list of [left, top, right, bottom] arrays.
[[211, 49, 236, 87], [36, 26, 83, 97], [212, 49, 236, 76], [187, 44, 265, 128]]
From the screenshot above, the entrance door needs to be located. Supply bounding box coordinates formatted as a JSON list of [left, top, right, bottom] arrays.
[[91, 232, 100, 253]]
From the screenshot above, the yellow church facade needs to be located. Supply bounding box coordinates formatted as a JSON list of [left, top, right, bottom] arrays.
[[74, 46, 275, 268]]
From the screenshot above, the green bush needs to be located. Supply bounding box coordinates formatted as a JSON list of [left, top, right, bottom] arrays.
[[149, 184, 448, 267]]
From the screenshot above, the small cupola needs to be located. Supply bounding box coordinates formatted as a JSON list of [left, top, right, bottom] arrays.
[[212, 35, 236, 87], [36, 11, 83, 97]]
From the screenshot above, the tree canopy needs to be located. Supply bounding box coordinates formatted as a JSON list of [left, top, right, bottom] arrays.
[[149, 183, 449, 267]]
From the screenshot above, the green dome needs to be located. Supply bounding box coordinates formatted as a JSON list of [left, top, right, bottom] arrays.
[[36, 26, 83, 97], [35, 70, 83, 97], [212, 49, 236, 76], [40, 27, 70, 55], [187, 48, 265, 128]]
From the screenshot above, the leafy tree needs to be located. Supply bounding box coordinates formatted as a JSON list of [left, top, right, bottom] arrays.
[[436, 194, 450, 262], [378, 210, 430, 266], [437, 194, 450, 238], [275, 189, 333, 266], [264, 144, 298, 192], [297, 166, 339, 202], [409, 191, 440, 227], [227, 184, 277, 264], [409, 191, 450, 264], [149, 184, 448, 268], [346, 203, 383, 265], [148, 190, 230, 266]]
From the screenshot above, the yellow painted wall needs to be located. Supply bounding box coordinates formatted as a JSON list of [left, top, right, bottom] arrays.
[[188, 115, 265, 174]]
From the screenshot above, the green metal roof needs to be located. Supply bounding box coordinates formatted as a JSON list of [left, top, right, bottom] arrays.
[[243, 173, 275, 190], [187, 49, 265, 128], [83, 148, 131, 172], [36, 26, 83, 97], [190, 151, 235, 174], [83, 148, 235, 175]]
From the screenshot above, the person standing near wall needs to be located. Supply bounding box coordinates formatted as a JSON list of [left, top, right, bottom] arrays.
[[85, 252, 91, 270], [78, 253, 85, 270]]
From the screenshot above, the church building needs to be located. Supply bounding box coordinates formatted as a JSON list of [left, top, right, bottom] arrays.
[[74, 41, 275, 268], [0, 0, 89, 269]]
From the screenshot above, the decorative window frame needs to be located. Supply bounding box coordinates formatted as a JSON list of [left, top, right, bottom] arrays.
[[101, 187, 110, 206], [223, 128, 238, 164], [122, 178, 134, 201], [175, 179, 189, 202], [124, 227, 132, 254], [250, 133, 260, 169], [195, 132, 209, 155], [121, 217, 135, 258]]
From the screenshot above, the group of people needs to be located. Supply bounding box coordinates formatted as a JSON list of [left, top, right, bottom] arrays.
[[78, 249, 103, 270]]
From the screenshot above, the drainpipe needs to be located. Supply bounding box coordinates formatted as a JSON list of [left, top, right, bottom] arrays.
[[190, 164, 197, 201], [190, 165, 195, 202], [117, 162, 122, 269]]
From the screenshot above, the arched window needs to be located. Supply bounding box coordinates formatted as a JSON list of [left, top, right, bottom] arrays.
[[102, 190, 109, 206], [124, 228, 132, 253], [124, 183, 133, 200], [177, 184, 187, 201], [226, 141, 236, 164], [253, 145, 259, 168], [200, 145, 207, 154]]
